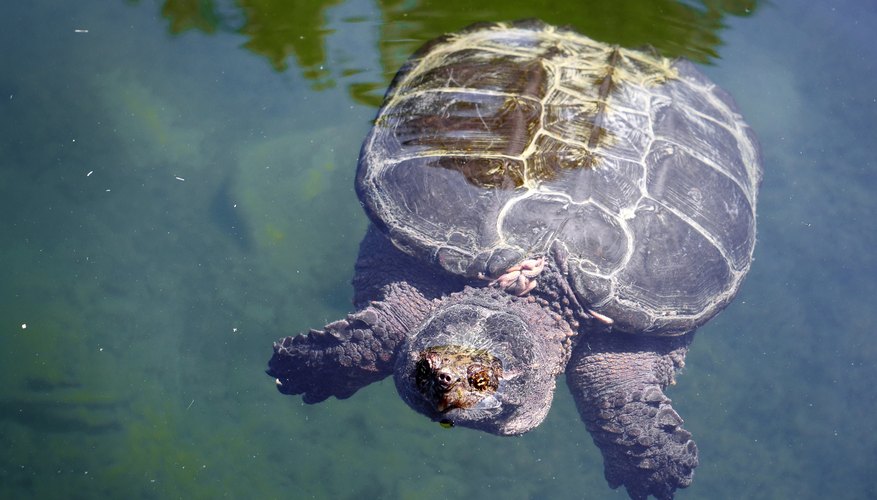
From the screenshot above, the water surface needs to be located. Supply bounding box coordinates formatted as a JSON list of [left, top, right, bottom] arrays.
[[1, 0, 875, 498]]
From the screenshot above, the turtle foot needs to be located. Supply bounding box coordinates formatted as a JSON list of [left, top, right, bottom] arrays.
[[267, 307, 403, 403], [596, 395, 698, 500], [567, 332, 697, 499], [491, 257, 545, 295]]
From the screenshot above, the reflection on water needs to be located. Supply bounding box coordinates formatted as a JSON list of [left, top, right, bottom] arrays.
[[143, 0, 760, 105]]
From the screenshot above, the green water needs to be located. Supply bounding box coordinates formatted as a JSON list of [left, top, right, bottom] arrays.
[[1, 0, 875, 498]]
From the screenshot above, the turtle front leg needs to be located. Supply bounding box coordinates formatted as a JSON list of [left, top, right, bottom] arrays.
[[268, 225, 457, 404], [268, 305, 408, 403], [566, 331, 698, 500]]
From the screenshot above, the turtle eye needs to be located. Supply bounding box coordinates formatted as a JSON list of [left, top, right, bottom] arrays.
[[414, 357, 432, 393], [469, 372, 489, 390], [467, 366, 495, 391]]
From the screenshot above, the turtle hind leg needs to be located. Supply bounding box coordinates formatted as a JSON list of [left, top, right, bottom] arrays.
[[566, 331, 698, 500]]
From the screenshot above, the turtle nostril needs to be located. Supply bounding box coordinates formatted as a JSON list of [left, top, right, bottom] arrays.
[[436, 370, 459, 390]]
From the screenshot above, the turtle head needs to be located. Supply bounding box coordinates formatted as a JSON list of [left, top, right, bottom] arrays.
[[394, 289, 571, 435]]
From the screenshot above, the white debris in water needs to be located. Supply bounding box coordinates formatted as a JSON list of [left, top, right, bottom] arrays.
[[74, 29, 89, 33], [87, 170, 93, 177], [21, 323, 27, 329], [175, 176, 185, 181]]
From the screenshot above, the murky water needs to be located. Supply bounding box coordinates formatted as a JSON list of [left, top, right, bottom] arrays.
[[1, 0, 875, 498]]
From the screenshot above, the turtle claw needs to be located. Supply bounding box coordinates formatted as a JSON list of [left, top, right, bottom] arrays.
[[587, 308, 614, 325], [492, 257, 545, 296]]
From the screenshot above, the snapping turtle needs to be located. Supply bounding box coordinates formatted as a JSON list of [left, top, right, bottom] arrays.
[[267, 20, 761, 499]]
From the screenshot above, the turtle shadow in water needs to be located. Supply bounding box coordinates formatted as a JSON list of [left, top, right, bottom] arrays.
[[210, 176, 252, 251]]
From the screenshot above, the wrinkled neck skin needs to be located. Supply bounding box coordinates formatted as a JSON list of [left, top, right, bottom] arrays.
[[394, 286, 574, 435]]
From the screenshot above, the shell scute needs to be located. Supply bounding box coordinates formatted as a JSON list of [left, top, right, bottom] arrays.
[[356, 22, 761, 334]]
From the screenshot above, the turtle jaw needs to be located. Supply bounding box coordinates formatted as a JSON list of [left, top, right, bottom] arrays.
[[413, 345, 502, 413]]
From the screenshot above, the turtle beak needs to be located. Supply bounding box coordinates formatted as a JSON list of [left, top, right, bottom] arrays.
[[432, 368, 461, 412]]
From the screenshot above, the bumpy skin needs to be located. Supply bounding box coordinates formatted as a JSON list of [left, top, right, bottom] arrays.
[[567, 331, 697, 500]]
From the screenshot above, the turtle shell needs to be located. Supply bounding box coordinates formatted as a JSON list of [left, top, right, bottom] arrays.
[[356, 20, 762, 335]]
